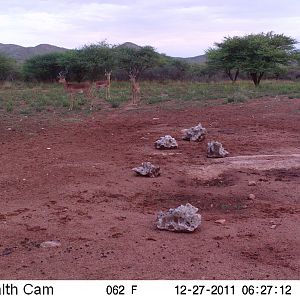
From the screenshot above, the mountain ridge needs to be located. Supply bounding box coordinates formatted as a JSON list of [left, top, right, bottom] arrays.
[[0, 43, 68, 62], [0, 42, 206, 64]]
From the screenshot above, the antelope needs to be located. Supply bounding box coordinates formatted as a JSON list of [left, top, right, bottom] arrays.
[[58, 72, 94, 110], [95, 70, 111, 100], [129, 73, 140, 104]]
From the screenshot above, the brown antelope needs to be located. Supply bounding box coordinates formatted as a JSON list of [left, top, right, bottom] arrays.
[[129, 73, 140, 104], [58, 72, 94, 110], [95, 70, 111, 100]]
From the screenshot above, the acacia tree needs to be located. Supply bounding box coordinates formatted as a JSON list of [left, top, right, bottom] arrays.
[[206, 36, 244, 82], [57, 50, 87, 82], [206, 32, 297, 86], [22, 52, 63, 81], [0, 53, 18, 81], [79, 41, 117, 80], [23, 41, 117, 82], [241, 32, 297, 86], [116, 46, 161, 79]]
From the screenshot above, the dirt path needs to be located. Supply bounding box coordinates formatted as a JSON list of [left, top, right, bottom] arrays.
[[0, 97, 299, 279]]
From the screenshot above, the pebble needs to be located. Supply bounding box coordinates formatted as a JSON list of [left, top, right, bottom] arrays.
[[215, 219, 226, 225], [40, 241, 61, 248], [248, 181, 256, 186], [270, 225, 277, 229], [248, 194, 256, 200]]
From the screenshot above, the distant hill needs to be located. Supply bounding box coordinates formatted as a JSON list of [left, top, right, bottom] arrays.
[[117, 42, 142, 50], [174, 55, 207, 64], [0, 43, 68, 62], [0, 41, 206, 64], [118, 42, 207, 64]]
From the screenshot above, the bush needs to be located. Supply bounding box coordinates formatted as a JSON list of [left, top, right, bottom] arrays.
[[0, 53, 18, 81]]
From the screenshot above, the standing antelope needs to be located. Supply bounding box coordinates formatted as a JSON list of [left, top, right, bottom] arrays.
[[95, 70, 112, 100], [129, 74, 140, 104], [58, 72, 94, 110]]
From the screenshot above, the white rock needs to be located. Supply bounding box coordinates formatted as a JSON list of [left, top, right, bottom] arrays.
[[215, 219, 226, 224], [248, 193, 256, 200], [182, 123, 207, 142], [207, 141, 229, 158], [154, 135, 178, 149], [156, 203, 201, 232], [132, 162, 160, 177], [40, 240, 61, 248], [248, 181, 256, 186]]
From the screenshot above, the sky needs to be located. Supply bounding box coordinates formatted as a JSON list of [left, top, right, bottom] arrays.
[[1, 0, 300, 57]]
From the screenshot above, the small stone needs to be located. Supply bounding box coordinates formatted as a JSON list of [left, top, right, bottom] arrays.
[[40, 241, 61, 248], [207, 141, 229, 158], [248, 181, 256, 186], [182, 123, 207, 142], [46, 147, 51, 150], [270, 225, 277, 229], [1, 248, 13, 256], [132, 162, 160, 177], [156, 203, 201, 232], [215, 219, 226, 225], [248, 194, 256, 200], [154, 135, 178, 149]]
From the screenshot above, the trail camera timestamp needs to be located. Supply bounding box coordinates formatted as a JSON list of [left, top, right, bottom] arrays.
[[175, 284, 292, 296]]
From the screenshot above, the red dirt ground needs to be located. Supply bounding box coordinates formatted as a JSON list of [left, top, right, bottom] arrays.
[[0, 97, 299, 280]]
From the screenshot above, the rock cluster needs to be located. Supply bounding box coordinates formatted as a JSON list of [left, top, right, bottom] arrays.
[[154, 135, 178, 149], [156, 203, 201, 232], [132, 162, 160, 177], [182, 123, 207, 142], [207, 141, 229, 158]]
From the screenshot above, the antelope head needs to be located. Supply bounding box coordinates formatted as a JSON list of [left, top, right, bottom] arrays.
[[57, 70, 68, 83]]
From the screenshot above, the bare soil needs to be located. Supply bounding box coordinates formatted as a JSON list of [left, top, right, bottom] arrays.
[[0, 97, 299, 280]]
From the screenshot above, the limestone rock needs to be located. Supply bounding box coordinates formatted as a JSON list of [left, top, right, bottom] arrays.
[[207, 141, 229, 158], [248, 193, 256, 200], [182, 123, 207, 142], [40, 240, 61, 248], [132, 162, 160, 177], [215, 219, 226, 225], [154, 135, 178, 149], [156, 203, 201, 232]]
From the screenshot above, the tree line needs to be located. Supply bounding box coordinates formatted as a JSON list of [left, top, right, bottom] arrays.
[[0, 32, 299, 86]]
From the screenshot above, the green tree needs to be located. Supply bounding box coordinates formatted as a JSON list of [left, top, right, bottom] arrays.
[[206, 32, 297, 86], [0, 53, 17, 81], [23, 52, 64, 81], [79, 41, 116, 80], [56, 41, 117, 82], [206, 36, 245, 82], [295, 51, 300, 65], [116, 46, 161, 79], [241, 32, 297, 86], [57, 50, 87, 82]]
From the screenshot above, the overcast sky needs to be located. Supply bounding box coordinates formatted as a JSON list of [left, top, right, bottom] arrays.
[[1, 0, 300, 57]]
